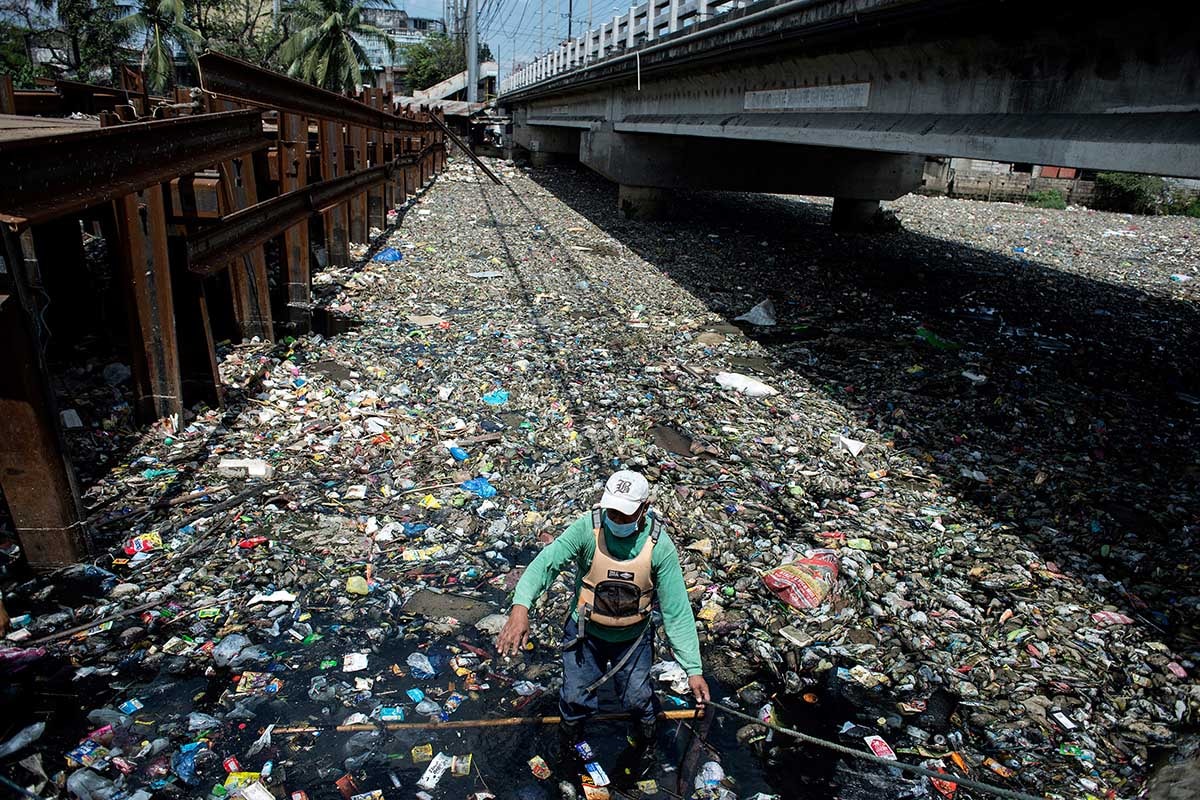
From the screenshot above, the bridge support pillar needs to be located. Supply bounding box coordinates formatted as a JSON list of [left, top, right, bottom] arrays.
[[831, 198, 883, 231], [530, 150, 560, 168], [618, 185, 669, 220]]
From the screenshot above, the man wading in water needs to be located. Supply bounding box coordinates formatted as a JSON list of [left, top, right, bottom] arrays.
[[497, 470, 710, 781]]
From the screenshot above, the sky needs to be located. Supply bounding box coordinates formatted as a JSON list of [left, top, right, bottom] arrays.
[[400, 0, 630, 81]]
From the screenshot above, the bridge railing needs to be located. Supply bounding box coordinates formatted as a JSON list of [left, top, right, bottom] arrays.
[[500, 0, 748, 95]]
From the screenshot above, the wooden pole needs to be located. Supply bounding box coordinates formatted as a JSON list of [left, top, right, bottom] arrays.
[[271, 708, 703, 734]]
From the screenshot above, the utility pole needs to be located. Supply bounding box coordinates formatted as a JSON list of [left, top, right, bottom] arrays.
[[567, 0, 573, 39], [539, 0, 544, 52], [466, 0, 479, 102]]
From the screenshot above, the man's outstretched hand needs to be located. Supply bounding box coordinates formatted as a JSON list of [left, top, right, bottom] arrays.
[[689, 675, 711, 708], [496, 605, 530, 657]]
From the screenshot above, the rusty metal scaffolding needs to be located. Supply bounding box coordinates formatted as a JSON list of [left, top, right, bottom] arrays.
[[0, 55, 451, 569]]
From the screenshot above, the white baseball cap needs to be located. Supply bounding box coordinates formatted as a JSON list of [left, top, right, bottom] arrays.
[[599, 470, 650, 514]]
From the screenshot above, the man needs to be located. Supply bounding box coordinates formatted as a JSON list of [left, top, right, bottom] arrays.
[[497, 470, 710, 778]]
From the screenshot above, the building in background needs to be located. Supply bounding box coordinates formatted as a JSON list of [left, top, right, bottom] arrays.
[[356, 8, 447, 90]]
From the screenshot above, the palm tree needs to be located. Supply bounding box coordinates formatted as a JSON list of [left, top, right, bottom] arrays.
[[119, 0, 200, 92], [278, 0, 396, 94]]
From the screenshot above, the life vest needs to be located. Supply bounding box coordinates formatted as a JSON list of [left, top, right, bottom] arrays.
[[576, 507, 663, 628]]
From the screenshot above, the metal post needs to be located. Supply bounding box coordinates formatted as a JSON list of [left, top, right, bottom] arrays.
[[216, 153, 275, 342], [568, 0, 574, 39], [0, 228, 88, 568], [113, 186, 184, 424], [278, 111, 312, 333], [348, 123, 369, 243], [467, 0, 479, 103], [319, 119, 351, 268]]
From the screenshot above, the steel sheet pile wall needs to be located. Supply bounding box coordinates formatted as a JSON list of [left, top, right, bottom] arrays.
[[0, 54, 448, 568]]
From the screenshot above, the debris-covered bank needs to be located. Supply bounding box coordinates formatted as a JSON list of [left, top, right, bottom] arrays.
[[2, 157, 1198, 800]]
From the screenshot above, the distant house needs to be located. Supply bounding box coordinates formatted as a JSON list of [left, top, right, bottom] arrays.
[[355, 9, 447, 91]]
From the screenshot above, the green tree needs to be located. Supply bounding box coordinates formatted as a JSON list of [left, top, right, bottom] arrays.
[[119, 0, 201, 91], [278, 0, 394, 93], [0, 0, 127, 86], [57, 0, 126, 81], [1092, 172, 1166, 215], [187, 0, 285, 68], [402, 32, 492, 92]]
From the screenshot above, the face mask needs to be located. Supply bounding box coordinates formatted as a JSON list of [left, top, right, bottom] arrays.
[[604, 512, 640, 538]]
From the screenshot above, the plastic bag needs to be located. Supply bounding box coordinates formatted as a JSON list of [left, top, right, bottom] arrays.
[[187, 712, 221, 731], [715, 372, 778, 397], [761, 550, 840, 610], [415, 699, 442, 716], [171, 748, 198, 784], [0, 721, 44, 758], [695, 761, 726, 789], [460, 476, 497, 498], [67, 768, 116, 800], [212, 634, 250, 667], [373, 247, 403, 262], [407, 652, 436, 678], [481, 389, 509, 405], [735, 299, 777, 326]]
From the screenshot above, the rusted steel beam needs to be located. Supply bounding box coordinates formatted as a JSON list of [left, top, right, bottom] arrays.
[[426, 107, 503, 185], [114, 187, 183, 424], [206, 95, 274, 342], [0, 228, 89, 568], [198, 51, 426, 133], [0, 109, 264, 229], [348, 123, 369, 243], [319, 119, 351, 268], [187, 158, 417, 276], [167, 175, 223, 219], [278, 111, 312, 333], [217, 153, 274, 341], [365, 89, 387, 226]]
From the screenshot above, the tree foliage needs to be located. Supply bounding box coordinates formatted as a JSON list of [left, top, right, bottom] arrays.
[[58, 0, 127, 80], [401, 32, 491, 92], [188, 0, 285, 68], [118, 0, 200, 92], [1092, 172, 1166, 216], [278, 0, 394, 93], [0, 0, 125, 86], [0, 0, 286, 92]]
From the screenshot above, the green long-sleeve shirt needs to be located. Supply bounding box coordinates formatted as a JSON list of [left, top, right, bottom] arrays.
[[511, 511, 703, 676]]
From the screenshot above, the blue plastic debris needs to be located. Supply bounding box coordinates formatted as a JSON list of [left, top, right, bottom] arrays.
[[374, 247, 403, 262], [482, 388, 509, 406], [460, 476, 497, 498]]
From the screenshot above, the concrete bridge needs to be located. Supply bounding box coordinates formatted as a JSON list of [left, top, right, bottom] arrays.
[[497, 0, 1200, 224]]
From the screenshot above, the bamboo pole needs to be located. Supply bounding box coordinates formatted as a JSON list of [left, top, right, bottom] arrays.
[[271, 708, 703, 734]]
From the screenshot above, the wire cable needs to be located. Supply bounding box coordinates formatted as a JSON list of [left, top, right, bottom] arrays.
[[708, 701, 1045, 800]]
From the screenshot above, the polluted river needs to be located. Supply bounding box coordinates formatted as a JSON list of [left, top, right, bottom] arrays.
[[2, 156, 1199, 800]]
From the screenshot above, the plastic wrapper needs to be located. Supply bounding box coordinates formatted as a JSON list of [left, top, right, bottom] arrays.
[[761, 550, 840, 610]]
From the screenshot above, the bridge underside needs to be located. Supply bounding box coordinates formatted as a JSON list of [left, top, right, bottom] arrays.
[[502, 0, 1200, 223]]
